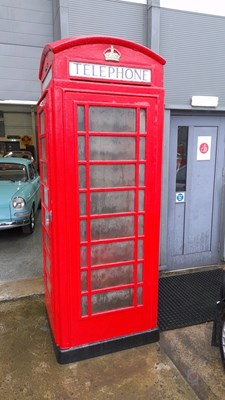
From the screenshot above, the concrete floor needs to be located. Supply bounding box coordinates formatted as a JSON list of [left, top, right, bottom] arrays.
[[0, 293, 224, 400], [0, 210, 42, 282], [0, 211, 225, 399]]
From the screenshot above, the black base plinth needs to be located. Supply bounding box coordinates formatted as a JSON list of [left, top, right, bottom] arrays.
[[53, 328, 159, 364]]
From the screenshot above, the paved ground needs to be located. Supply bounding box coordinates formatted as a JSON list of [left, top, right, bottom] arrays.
[[0, 210, 42, 282], [0, 290, 224, 400]]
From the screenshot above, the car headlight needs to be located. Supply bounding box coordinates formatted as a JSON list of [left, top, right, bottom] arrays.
[[12, 197, 26, 209]]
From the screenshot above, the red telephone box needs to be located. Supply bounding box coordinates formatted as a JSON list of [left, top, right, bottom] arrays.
[[37, 36, 165, 363]]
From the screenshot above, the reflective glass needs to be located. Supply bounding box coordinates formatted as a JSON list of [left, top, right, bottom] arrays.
[[89, 107, 136, 132], [176, 126, 188, 192], [91, 190, 134, 214], [91, 240, 134, 266], [92, 289, 134, 313], [77, 106, 85, 131], [91, 264, 133, 290], [90, 165, 135, 188], [90, 137, 135, 160], [91, 216, 134, 240]]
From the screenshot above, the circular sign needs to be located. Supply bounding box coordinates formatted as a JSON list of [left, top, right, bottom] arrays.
[[199, 142, 209, 154], [176, 193, 184, 202]]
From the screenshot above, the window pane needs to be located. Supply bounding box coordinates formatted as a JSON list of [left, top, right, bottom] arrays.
[[176, 126, 188, 192], [91, 264, 133, 289], [91, 241, 134, 266], [139, 190, 144, 211], [137, 286, 143, 305], [79, 165, 86, 188], [140, 109, 146, 133], [78, 136, 85, 160], [43, 186, 49, 207], [91, 216, 134, 240], [138, 215, 144, 236], [90, 165, 135, 188], [77, 106, 85, 131], [41, 137, 46, 160], [79, 193, 86, 215], [139, 164, 145, 186], [81, 271, 87, 292], [90, 137, 136, 160], [91, 191, 135, 214], [80, 246, 87, 267], [92, 289, 133, 314], [80, 220, 87, 242], [81, 296, 88, 316], [40, 111, 45, 134], [89, 107, 136, 132], [137, 263, 143, 282], [140, 137, 146, 160]]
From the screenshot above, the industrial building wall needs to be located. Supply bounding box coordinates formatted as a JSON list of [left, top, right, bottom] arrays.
[[67, 0, 147, 46], [160, 8, 225, 107], [0, 0, 53, 101]]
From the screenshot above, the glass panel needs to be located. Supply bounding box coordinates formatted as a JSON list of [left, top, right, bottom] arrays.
[[91, 216, 134, 240], [140, 109, 146, 133], [90, 137, 135, 160], [138, 190, 144, 211], [41, 137, 46, 160], [79, 165, 86, 188], [79, 193, 86, 215], [81, 296, 88, 316], [43, 186, 48, 207], [80, 220, 87, 242], [140, 138, 146, 160], [78, 136, 85, 160], [138, 240, 144, 259], [92, 289, 133, 314], [139, 164, 145, 186], [91, 190, 134, 214], [89, 107, 136, 132], [138, 215, 144, 236], [90, 165, 135, 188], [77, 106, 85, 131], [137, 263, 143, 282], [43, 208, 50, 229], [176, 126, 188, 192], [80, 246, 87, 267], [91, 264, 133, 289], [91, 241, 134, 266], [137, 286, 143, 305], [42, 162, 47, 184], [40, 111, 45, 134], [81, 271, 87, 292]]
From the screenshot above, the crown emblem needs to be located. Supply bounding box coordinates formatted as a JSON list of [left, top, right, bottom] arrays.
[[104, 45, 121, 62]]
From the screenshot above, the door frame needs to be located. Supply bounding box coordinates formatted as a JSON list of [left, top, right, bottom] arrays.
[[165, 113, 225, 271]]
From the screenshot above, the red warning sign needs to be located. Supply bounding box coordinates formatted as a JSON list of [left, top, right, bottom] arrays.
[[199, 142, 209, 154]]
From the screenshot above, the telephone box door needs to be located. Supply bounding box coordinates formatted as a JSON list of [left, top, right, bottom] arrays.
[[63, 92, 161, 346]]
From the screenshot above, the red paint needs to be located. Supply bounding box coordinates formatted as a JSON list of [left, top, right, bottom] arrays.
[[37, 36, 165, 351]]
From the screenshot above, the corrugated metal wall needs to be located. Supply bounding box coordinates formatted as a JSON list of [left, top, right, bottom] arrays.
[[68, 0, 147, 46], [160, 8, 225, 107], [0, 0, 53, 101]]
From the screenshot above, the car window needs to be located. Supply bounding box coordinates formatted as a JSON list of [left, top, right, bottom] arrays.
[[28, 164, 35, 180], [0, 163, 28, 182]]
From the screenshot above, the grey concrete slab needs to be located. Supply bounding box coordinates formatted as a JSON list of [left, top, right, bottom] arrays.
[[0, 296, 200, 400], [0, 210, 42, 282]]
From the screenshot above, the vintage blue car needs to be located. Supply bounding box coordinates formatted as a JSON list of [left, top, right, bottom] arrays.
[[0, 157, 40, 234]]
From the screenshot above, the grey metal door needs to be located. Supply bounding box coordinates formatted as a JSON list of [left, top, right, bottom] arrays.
[[167, 116, 225, 270]]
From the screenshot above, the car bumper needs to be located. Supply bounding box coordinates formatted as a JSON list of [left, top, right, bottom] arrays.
[[0, 218, 30, 229]]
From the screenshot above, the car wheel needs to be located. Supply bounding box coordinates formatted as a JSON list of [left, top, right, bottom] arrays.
[[22, 206, 35, 234], [219, 309, 225, 368]]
